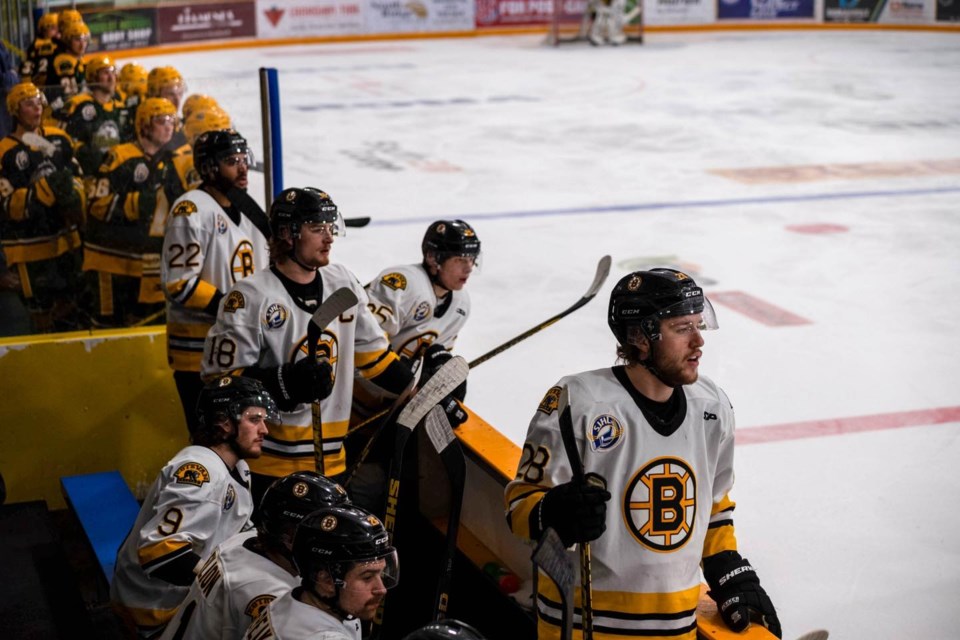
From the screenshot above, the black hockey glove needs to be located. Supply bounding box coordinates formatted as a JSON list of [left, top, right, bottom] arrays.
[[703, 551, 782, 638], [45, 168, 80, 208], [440, 394, 467, 428], [537, 473, 610, 548], [282, 357, 334, 405], [138, 186, 158, 219]]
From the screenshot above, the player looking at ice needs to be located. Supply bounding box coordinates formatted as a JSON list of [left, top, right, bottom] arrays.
[[242, 504, 399, 640], [159, 471, 350, 640], [505, 268, 781, 639], [163, 128, 269, 434], [201, 187, 412, 506], [111, 376, 279, 638]]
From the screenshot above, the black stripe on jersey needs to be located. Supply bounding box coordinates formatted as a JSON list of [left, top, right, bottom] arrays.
[[168, 336, 206, 352], [264, 435, 314, 447], [538, 592, 697, 621], [537, 603, 698, 636], [142, 543, 194, 573], [356, 348, 391, 373], [707, 519, 734, 529], [173, 276, 201, 305]]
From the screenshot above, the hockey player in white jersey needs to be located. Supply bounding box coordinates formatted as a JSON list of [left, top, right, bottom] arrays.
[[504, 269, 781, 640], [163, 129, 270, 434], [159, 471, 350, 640], [242, 504, 399, 640], [201, 187, 413, 506], [112, 376, 279, 638]]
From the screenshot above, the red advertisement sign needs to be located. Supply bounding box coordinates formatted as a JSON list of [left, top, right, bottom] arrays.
[[157, 2, 257, 44], [475, 0, 554, 27]]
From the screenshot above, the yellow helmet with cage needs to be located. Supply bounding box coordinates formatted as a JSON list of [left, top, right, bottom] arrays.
[[119, 63, 148, 98], [181, 94, 221, 121], [84, 54, 116, 85], [136, 97, 178, 138], [184, 107, 233, 146], [5, 82, 44, 118]]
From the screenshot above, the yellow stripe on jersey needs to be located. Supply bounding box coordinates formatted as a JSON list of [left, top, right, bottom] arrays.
[[503, 481, 546, 541], [537, 579, 700, 640], [114, 602, 179, 632], [2, 230, 80, 264], [702, 493, 738, 558], [248, 418, 350, 478], [138, 537, 192, 568], [82, 246, 143, 276], [355, 347, 397, 379], [167, 321, 214, 372]]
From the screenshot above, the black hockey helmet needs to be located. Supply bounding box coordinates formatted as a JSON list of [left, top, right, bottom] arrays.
[[195, 375, 280, 435], [422, 220, 481, 264], [292, 505, 399, 589], [193, 128, 252, 182], [270, 187, 344, 239], [401, 619, 488, 640], [258, 471, 350, 549], [608, 269, 718, 345]]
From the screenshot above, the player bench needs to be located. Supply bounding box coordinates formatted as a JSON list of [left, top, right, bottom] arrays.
[[60, 470, 140, 587]]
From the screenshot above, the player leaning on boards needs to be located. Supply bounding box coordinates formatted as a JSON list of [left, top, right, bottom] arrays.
[[201, 187, 413, 506], [504, 269, 781, 639], [159, 471, 350, 640], [111, 376, 279, 639], [163, 129, 270, 434], [242, 504, 400, 640]]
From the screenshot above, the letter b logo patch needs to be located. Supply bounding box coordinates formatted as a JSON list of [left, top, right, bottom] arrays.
[[623, 457, 697, 551]]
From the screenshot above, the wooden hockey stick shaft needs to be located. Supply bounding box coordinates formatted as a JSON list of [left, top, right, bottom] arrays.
[[557, 385, 594, 640]]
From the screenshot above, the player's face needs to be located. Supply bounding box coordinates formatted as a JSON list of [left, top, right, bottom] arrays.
[[16, 97, 44, 131], [68, 34, 88, 56], [96, 67, 117, 94], [160, 83, 184, 110], [436, 255, 475, 291], [146, 114, 175, 146], [295, 222, 335, 268], [650, 313, 705, 386], [337, 558, 390, 621], [233, 407, 270, 458], [217, 153, 249, 190]]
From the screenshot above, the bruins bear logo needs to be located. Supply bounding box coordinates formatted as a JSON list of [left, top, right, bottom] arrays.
[[381, 272, 407, 291]]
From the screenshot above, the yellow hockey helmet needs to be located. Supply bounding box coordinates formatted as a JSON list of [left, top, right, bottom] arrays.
[[147, 66, 185, 98], [181, 94, 221, 121], [5, 82, 44, 118], [59, 9, 84, 27], [184, 107, 233, 146], [37, 13, 59, 34], [136, 97, 178, 138], [61, 20, 90, 41], [84, 54, 116, 85], [118, 63, 148, 98]]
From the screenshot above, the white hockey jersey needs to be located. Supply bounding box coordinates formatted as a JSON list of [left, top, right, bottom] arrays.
[[201, 263, 396, 477], [364, 263, 470, 357], [162, 189, 270, 372], [111, 446, 254, 637], [504, 367, 740, 640], [241, 590, 362, 640], [158, 530, 297, 640]]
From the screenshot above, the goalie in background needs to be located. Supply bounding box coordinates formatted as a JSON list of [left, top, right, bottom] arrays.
[[505, 269, 781, 639]]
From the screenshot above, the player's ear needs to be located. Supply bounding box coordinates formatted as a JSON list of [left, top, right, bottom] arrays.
[[315, 568, 337, 597], [424, 252, 439, 273]]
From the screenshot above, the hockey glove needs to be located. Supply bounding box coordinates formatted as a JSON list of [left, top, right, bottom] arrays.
[[137, 186, 158, 220], [703, 551, 782, 638], [440, 394, 467, 428], [420, 343, 467, 401], [282, 357, 334, 405], [537, 473, 610, 548]]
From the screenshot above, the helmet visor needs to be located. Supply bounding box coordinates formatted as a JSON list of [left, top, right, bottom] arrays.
[[657, 296, 719, 332], [340, 549, 400, 592], [238, 392, 281, 427]]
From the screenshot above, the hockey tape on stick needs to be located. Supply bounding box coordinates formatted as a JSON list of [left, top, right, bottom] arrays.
[[533, 527, 577, 640]]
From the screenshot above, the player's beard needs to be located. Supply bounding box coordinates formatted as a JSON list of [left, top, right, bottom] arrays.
[[650, 346, 699, 387]]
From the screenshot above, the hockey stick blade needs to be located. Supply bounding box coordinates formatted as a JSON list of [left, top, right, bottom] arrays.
[[396, 355, 469, 431], [533, 528, 576, 640], [424, 405, 467, 621], [344, 216, 371, 228], [467, 255, 611, 369], [310, 287, 359, 334]]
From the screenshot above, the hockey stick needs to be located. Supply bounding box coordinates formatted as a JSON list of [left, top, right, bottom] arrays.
[[533, 527, 577, 640], [557, 385, 595, 640], [369, 356, 469, 638], [344, 254, 611, 440], [344, 216, 371, 228], [307, 287, 360, 474], [467, 255, 611, 368], [422, 404, 466, 621]]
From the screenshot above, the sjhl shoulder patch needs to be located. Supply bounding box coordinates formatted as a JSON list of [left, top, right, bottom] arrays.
[[223, 290, 245, 313], [174, 462, 210, 487], [381, 272, 407, 291], [537, 386, 562, 415]]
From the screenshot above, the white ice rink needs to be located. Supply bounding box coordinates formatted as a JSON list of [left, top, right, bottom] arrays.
[[140, 29, 960, 639]]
